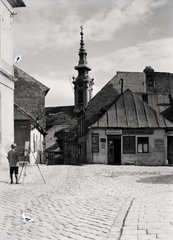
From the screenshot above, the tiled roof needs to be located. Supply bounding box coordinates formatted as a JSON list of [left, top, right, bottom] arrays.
[[46, 106, 78, 129], [14, 66, 49, 129], [85, 83, 119, 127], [84, 71, 147, 127], [46, 124, 71, 149], [46, 106, 75, 116], [14, 103, 47, 135], [14, 104, 30, 120], [7, 0, 25, 7], [92, 89, 173, 128], [109, 71, 146, 93], [14, 66, 49, 94], [14, 103, 35, 121], [135, 93, 170, 113], [46, 143, 61, 152]]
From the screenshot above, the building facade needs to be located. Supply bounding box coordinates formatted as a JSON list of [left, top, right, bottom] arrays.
[[14, 66, 49, 164], [83, 90, 173, 166], [0, 0, 25, 167], [45, 27, 94, 162]]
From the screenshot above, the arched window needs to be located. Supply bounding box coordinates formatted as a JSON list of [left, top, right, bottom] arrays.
[[78, 90, 83, 104]]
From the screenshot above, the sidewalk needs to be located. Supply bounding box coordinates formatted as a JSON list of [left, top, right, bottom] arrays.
[[108, 191, 173, 240]]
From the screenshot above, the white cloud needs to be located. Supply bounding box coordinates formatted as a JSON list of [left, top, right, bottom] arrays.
[[90, 37, 173, 82], [14, 0, 168, 55], [84, 0, 167, 41], [32, 71, 74, 107], [34, 37, 173, 107], [148, 27, 160, 36], [13, 0, 170, 107], [150, 0, 168, 8]]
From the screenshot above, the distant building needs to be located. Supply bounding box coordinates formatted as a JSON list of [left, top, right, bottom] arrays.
[[45, 27, 94, 163], [76, 65, 173, 165], [14, 66, 49, 164], [78, 89, 173, 165], [46, 27, 173, 166], [0, 0, 25, 167], [73, 26, 94, 113]]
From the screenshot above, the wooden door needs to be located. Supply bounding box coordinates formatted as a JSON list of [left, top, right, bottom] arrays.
[[108, 136, 121, 164], [14, 120, 30, 156], [167, 136, 173, 164]]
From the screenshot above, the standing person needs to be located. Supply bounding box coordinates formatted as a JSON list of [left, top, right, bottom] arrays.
[[7, 143, 19, 184]]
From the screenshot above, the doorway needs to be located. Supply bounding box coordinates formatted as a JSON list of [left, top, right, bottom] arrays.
[[108, 136, 121, 164], [167, 136, 173, 164]]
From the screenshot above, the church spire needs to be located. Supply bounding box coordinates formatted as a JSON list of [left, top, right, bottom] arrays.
[[75, 26, 90, 71], [73, 26, 94, 113]]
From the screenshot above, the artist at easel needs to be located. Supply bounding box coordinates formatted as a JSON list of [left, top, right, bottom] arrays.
[[18, 141, 46, 185], [18, 141, 29, 185]]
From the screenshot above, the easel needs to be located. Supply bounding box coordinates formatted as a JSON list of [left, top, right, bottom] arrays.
[[18, 142, 46, 185]]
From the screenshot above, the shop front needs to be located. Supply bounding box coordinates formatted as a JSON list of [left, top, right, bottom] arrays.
[[86, 127, 168, 166], [85, 89, 173, 166]]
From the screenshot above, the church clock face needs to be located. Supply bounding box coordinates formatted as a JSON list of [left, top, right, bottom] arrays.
[[78, 82, 83, 87]]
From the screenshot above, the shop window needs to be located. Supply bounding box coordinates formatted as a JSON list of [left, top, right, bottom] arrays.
[[137, 137, 149, 153], [123, 136, 135, 154]]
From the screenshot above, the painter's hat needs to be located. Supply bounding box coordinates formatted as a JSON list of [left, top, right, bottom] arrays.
[[11, 143, 17, 149]]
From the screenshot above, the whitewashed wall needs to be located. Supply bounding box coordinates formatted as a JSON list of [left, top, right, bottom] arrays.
[[0, 1, 15, 167], [29, 128, 44, 164]]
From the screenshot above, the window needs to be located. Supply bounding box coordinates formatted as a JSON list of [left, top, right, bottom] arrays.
[[78, 90, 83, 104], [36, 135, 38, 152], [33, 134, 36, 152], [100, 138, 106, 149], [123, 136, 135, 154], [137, 137, 149, 153], [91, 133, 99, 152]]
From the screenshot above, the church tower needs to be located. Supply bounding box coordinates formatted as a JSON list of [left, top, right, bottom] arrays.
[[73, 26, 94, 113]]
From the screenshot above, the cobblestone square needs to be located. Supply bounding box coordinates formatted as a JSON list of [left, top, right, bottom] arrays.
[[0, 165, 173, 240]]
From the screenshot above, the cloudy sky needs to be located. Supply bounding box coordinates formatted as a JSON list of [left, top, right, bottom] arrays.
[[14, 0, 173, 107]]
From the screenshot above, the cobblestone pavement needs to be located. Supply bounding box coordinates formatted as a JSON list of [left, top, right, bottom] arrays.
[[0, 164, 173, 240]]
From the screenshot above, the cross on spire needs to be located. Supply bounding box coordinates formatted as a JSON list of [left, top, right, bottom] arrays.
[[80, 25, 85, 51]]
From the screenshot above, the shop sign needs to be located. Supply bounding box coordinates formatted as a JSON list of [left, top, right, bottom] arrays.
[[123, 129, 154, 135], [167, 131, 173, 136], [154, 138, 164, 152], [106, 130, 122, 135]]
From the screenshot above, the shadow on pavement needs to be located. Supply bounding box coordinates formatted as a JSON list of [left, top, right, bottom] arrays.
[[137, 174, 173, 184], [46, 164, 85, 167], [0, 181, 9, 184]]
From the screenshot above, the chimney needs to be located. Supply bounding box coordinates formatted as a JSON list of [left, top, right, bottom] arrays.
[[143, 66, 154, 73], [142, 94, 148, 104], [143, 66, 155, 93]]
